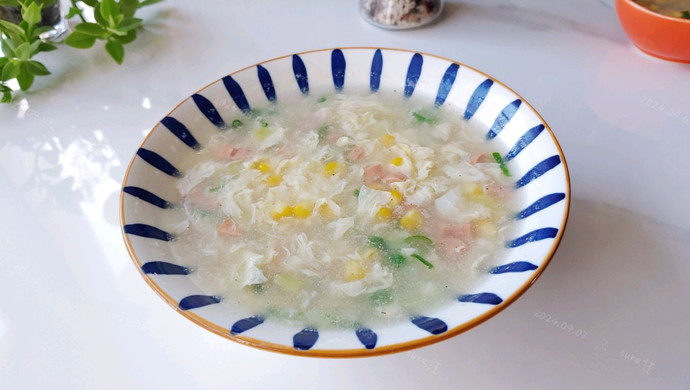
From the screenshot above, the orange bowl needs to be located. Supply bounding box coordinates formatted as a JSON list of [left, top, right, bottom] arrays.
[[615, 0, 690, 63]]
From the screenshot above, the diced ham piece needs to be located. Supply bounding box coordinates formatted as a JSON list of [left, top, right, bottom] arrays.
[[485, 182, 508, 198], [442, 223, 472, 241], [217, 218, 242, 237], [363, 164, 384, 183], [440, 237, 467, 256], [347, 146, 365, 162], [382, 172, 408, 184], [469, 152, 489, 164], [216, 145, 253, 160], [187, 185, 221, 210]]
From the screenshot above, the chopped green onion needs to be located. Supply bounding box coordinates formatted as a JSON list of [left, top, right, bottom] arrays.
[[411, 253, 434, 269], [369, 289, 393, 305], [412, 110, 438, 124], [388, 253, 406, 267], [252, 284, 266, 294], [404, 235, 434, 253], [317, 96, 327, 103], [492, 152, 511, 177], [318, 124, 330, 143], [260, 119, 269, 127], [209, 185, 223, 193], [368, 236, 389, 252], [354, 189, 360, 197], [231, 119, 243, 128]]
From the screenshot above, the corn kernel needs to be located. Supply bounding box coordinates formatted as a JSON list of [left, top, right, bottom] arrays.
[[271, 205, 294, 220], [318, 203, 335, 218], [391, 157, 404, 166], [400, 208, 422, 231], [265, 174, 283, 186], [464, 183, 483, 195], [376, 207, 393, 221], [324, 161, 341, 176], [293, 202, 314, 219], [254, 127, 272, 140], [388, 190, 403, 208], [252, 160, 272, 173], [476, 219, 497, 237], [345, 260, 366, 281], [362, 248, 378, 262], [379, 133, 395, 147]]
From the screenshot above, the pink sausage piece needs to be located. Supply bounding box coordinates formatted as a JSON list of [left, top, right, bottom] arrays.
[[347, 146, 365, 162], [440, 237, 467, 256], [382, 172, 408, 184], [216, 145, 253, 160], [217, 218, 242, 237], [363, 164, 384, 183], [441, 223, 473, 241], [469, 152, 489, 164], [187, 185, 221, 210]]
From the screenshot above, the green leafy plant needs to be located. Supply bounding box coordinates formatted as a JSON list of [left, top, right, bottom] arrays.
[[0, 0, 162, 103]]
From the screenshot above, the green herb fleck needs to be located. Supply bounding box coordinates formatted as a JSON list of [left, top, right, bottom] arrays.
[[231, 119, 243, 128], [368, 236, 389, 252], [354, 189, 360, 197], [413, 110, 438, 124], [411, 253, 434, 269], [682, 10, 690, 19], [260, 119, 269, 127], [251, 284, 266, 294], [388, 252, 406, 267], [369, 289, 393, 305], [209, 185, 223, 193], [317, 96, 327, 103], [317, 124, 330, 143], [492, 152, 511, 177]]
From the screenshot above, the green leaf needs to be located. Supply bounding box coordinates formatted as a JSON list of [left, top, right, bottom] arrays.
[[106, 26, 126, 36], [118, 17, 142, 32], [682, 10, 690, 19], [64, 31, 97, 49], [0, 62, 16, 81], [17, 62, 34, 90], [121, 0, 138, 17], [112, 28, 136, 44], [74, 22, 108, 37], [38, 42, 57, 52], [14, 42, 30, 61], [21, 2, 42, 27], [0, 19, 25, 37], [105, 40, 124, 64], [81, 0, 98, 7], [0, 57, 7, 67], [100, 0, 120, 21], [29, 39, 41, 54], [140, 0, 164, 7], [27, 60, 50, 76], [93, 4, 107, 25], [1, 38, 16, 57], [66, 6, 82, 19], [0, 84, 13, 103], [32, 25, 53, 38]]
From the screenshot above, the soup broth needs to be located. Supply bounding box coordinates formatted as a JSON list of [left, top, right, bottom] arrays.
[[634, 0, 690, 18], [171, 94, 516, 329]]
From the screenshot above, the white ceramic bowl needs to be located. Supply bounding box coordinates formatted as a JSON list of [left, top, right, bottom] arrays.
[[120, 48, 570, 357]]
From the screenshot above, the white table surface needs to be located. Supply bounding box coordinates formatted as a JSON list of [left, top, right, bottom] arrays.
[[1, 0, 689, 388]]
